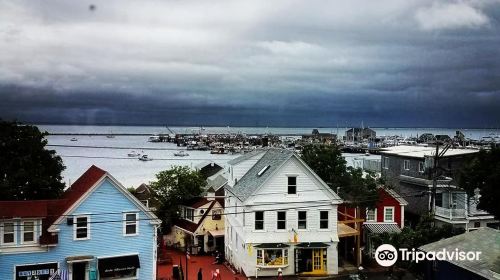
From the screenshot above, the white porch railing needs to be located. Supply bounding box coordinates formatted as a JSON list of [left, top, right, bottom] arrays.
[[435, 206, 466, 220]]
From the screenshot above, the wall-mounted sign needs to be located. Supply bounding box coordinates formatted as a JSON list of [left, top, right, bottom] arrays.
[[16, 263, 58, 280]]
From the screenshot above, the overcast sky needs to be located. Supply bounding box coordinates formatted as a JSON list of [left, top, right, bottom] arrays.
[[1, 0, 500, 127]]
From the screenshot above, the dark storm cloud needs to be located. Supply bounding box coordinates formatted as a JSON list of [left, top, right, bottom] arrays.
[[1, 0, 500, 127]]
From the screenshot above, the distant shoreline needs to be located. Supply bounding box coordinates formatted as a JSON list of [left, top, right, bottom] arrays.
[[33, 123, 500, 130]]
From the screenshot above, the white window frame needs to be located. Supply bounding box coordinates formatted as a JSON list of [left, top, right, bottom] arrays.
[[383, 207, 395, 222], [298, 211, 307, 230], [1, 221, 17, 245], [184, 208, 194, 221], [383, 157, 389, 169], [123, 212, 139, 236], [403, 160, 410, 171], [73, 215, 91, 240], [366, 208, 377, 222], [21, 220, 36, 244], [418, 161, 425, 173], [256, 248, 289, 267]]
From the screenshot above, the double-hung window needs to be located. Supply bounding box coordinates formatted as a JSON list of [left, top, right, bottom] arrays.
[[124, 212, 139, 236], [366, 209, 377, 222], [255, 211, 264, 230], [2, 222, 15, 244], [419, 162, 425, 173], [319, 211, 329, 229], [403, 160, 410, 171], [74, 216, 90, 240], [383, 207, 394, 222], [287, 176, 297, 194], [277, 211, 286, 230], [298, 211, 307, 229], [383, 157, 389, 169], [22, 221, 35, 243], [184, 208, 194, 221]]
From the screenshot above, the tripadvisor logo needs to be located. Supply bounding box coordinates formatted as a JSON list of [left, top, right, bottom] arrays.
[[375, 244, 398, 267], [375, 244, 482, 267]]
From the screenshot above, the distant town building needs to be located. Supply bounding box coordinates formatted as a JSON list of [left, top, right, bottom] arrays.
[[346, 128, 376, 142], [302, 129, 337, 144], [0, 165, 161, 280], [195, 161, 223, 179], [224, 149, 343, 276]]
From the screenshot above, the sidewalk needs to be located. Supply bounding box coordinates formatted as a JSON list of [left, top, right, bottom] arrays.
[[158, 249, 243, 280]]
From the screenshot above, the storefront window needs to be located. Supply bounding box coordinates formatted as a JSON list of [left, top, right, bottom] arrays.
[[256, 249, 288, 266]]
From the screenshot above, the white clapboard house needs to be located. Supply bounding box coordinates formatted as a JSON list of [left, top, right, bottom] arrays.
[[224, 149, 342, 277]]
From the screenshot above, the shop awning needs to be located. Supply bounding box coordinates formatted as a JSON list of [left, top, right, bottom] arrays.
[[295, 242, 330, 248], [338, 223, 359, 237], [364, 223, 401, 234], [98, 255, 140, 277], [254, 243, 289, 248], [208, 229, 225, 237]]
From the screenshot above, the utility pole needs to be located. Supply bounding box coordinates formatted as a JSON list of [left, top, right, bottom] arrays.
[[429, 142, 451, 215], [429, 144, 439, 215]]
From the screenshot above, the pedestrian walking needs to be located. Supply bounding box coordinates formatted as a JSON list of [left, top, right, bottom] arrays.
[[198, 268, 203, 280]]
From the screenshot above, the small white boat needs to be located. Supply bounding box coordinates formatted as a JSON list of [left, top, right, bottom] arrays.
[[70, 138, 78, 142], [174, 151, 189, 157], [128, 151, 140, 157], [138, 155, 152, 161]]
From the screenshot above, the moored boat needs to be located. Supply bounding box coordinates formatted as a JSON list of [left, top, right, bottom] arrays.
[[138, 155, 152, 161], [174, 151, 189, 157]]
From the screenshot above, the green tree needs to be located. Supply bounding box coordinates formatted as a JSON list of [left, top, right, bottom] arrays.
[[341, 167, 378, 209], [301, 144, 378, 209], [0, 120, 65, 200], [459, 147, 500, 219], [150, 166, 206, 232], [301, 144, 350, 191]]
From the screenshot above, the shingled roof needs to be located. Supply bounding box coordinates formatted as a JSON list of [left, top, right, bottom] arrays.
[[419, 227, 500, 279], [229, 148, 295, 201], [227, 149, 266, 165]]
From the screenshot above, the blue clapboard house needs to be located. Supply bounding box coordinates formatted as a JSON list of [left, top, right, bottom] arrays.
[[0, 165, 161, 280]]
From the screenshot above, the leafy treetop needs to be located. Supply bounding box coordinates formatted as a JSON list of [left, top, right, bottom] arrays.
[[0, 120, 65, 200]]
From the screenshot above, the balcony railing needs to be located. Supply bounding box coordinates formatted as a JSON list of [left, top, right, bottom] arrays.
[[435, 206, 466, 220]]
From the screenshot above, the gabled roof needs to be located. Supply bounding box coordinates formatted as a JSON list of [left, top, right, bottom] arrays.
[[227, 148, 341, 202], [380, 187, 408, 206], [419, 227, 500, 279], [206, 170, 228, 192], [48, 165, 161, 232], [175, 199, 218, 234], [227, 149, 266, 165], [0, 165, 161, 245], [228, 149, 295, 201]]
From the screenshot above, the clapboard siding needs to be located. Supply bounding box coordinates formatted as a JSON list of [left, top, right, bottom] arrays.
[[0, 178, 158, 280], [225, 153, 340, 276]]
